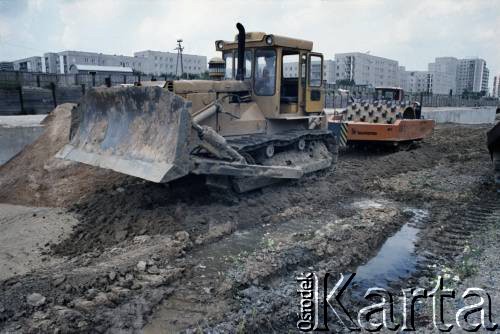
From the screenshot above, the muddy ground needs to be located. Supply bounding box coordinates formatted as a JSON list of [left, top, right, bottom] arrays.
[[0, 123, 498, 333]]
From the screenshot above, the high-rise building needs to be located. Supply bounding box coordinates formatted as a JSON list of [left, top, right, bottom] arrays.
[[493, 75, 499, 98], [456, 58, 489, 95], [428, 57, 457, 95], [334, 52, 399, 87]]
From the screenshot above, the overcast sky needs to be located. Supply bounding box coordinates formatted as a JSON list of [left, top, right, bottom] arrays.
[[0, 0, 499, 88]]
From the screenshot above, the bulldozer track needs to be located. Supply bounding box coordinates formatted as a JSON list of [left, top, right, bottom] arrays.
[[227, 129, 334, 153]]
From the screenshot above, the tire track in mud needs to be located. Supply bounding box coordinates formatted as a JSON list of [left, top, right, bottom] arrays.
[[416, 195, 500, 275], [143, 199, 417, 333], [199, 194, 500, 333]]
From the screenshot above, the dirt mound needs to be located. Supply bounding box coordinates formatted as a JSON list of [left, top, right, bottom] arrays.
[[0, 103, 125, 207]]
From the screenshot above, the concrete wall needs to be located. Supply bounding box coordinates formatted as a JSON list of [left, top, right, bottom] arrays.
[[0, 115, 46, 165], [422, 107, 496, 124]]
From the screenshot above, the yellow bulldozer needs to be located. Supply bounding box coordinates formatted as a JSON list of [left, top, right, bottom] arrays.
[[57, 23, 338, 192]]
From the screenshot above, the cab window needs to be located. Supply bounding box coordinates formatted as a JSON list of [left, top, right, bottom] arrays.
[[309, 54, 322, 87], [223, 52, 234, 79], [376, 89, 400, 101], [235, 50, 253, 79], [254, 49, 276, 96]]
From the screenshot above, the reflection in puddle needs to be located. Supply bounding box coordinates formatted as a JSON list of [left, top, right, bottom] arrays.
[[351, 199, 387, 209], [351, 208, 429, 297]]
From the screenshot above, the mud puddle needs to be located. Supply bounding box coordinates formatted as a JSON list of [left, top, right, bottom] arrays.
[[350, 206, 429, 298]]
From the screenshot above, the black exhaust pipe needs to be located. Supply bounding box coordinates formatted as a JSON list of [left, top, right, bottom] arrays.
[[236, 22, 245, 81]]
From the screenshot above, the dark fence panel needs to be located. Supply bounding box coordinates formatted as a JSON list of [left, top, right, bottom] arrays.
[[0, 71, 157, 88], [20, 87, 55, 114], [0, 87, 23, 115], [0, 86, 86, 115], [56, 86, 84, 104]]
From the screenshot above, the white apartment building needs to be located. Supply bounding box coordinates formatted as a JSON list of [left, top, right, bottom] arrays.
[[428, 57, 458, 95], [13, 56, 43, 72], [430, 71, 456, 95], [41, 50, 207, 76], [402, 56, 491, 96], [400, 70, 432, 94], [133, 50, 206, 76], [456, 58, 489, 94], [334, 52, 399, 87], [493, 75, 499, 98], [282, 59, 336, 83], [43, 51, 144, 74], [323, 59, 336, 84]]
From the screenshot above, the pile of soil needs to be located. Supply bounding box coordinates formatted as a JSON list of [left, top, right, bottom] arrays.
[[0, 104, 124, 207]]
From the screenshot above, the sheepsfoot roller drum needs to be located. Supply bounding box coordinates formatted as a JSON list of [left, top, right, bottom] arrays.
[[328, 87, 435, 148]]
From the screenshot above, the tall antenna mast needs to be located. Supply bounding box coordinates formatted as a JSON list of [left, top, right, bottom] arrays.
[[175, 39, 184, 78]]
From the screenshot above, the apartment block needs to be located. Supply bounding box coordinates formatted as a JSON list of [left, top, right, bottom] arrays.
[[282, 59, 336, 83], [334, 52, 399, 87], [40, 50, 206, 76], [0, 62, 14, 71], [428, 57, 458, 95], [493, 75, 499, 98], [456, 58, 489, 94], [44, 51, 143, 74], [133, 50, 206, 76], [399, 70, 432, 94], [13, 56, 43, 72]]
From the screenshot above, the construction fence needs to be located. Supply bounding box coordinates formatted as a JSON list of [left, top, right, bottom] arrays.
[[0, 71, 210, 115], [0, 85, 84, 115], [0, 70, 161, 89], [324, 83, 499, 109], [0, 72, 498, 115], [0, 71, 160, 115]]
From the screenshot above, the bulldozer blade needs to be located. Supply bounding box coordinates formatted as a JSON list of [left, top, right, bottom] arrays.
[[56, 86, 193, 183]]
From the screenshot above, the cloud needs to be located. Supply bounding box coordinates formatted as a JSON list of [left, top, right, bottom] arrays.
[[0, 0, 29, 18], [0, 0, 498, 87]]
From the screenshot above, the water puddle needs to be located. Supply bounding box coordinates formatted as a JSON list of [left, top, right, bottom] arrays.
[[351, 199, 388, 209], [145, 199, 428, 331], [350, 208, 429, 297]]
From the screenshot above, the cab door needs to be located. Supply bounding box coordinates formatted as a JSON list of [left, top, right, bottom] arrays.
[[305, 53, 324, 113]]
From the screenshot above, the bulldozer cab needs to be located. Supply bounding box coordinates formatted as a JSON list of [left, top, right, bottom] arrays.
[[375, 87, 405, 102], [216, 32, 325, 118]]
